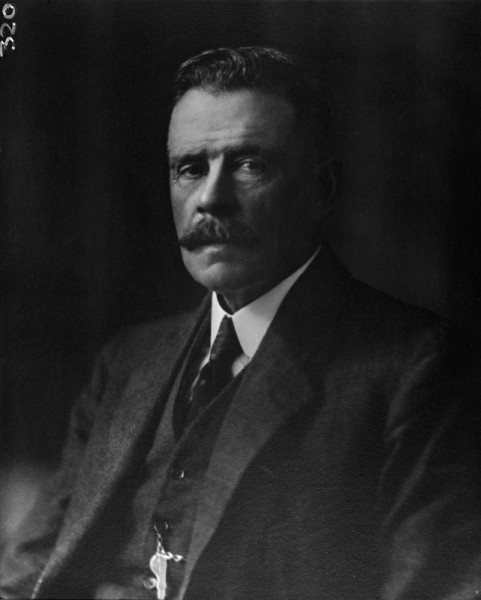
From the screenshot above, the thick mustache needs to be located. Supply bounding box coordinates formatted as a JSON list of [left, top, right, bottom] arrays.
[[178, 220, 258, 251]]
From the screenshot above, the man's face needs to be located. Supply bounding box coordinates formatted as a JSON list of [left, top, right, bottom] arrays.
[[168, 88, 327, 311]]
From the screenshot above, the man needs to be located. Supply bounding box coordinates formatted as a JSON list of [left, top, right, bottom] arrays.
[[1, 46, 481, 600]]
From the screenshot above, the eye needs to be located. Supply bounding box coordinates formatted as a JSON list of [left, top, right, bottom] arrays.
[[171, 162, 207, 182], [236, 158, 266, 176]]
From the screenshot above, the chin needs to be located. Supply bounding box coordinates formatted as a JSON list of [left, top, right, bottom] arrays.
[[195, 271, 253, 296], [186, 261, 260, 296]]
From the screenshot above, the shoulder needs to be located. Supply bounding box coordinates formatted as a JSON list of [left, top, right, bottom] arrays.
[[337, 275, 468, 377], [97, 304, 206, 377], [343, 276, 448, 343], [322, 275, 481, 440], [309, 251, 472, 382], [306, 248, 454, 356], [338, 276, 477, 412]]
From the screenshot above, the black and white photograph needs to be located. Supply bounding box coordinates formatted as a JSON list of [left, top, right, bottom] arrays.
[[1, 1, 481, 598]]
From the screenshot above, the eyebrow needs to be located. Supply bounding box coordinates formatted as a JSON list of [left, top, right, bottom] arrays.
[[168, 150, 207, 165], [168, 144, 274, 165]]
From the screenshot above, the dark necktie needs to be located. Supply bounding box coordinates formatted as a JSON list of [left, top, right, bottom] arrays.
[[185, 316, 242, 426]]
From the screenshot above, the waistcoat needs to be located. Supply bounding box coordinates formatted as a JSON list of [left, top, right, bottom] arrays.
[[114, 316, 244, 600]]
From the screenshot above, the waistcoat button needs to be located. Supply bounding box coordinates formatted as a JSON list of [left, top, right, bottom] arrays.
[[171, 467, 185, 480], [142, 576, 155, 590], [159, 520, 170, 532]]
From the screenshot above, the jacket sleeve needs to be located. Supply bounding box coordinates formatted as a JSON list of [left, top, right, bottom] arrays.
[[379, 327, 481, 599], [0, 347, 112, 599]]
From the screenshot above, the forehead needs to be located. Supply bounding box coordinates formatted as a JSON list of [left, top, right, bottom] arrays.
[[167, 88, 299, 157]]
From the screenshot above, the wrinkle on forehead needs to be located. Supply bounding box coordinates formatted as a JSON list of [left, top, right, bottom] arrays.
[[167, 88, 297, 157]]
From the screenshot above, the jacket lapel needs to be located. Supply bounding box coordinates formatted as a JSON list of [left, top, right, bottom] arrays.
[[34, 301, 210, 598], [180, 249, 351, 598]]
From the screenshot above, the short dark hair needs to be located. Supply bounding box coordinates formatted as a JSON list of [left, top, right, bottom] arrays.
[[171, 46, 331, 159]]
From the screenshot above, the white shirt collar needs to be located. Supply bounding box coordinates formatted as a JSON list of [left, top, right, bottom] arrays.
[[210, 247, 320, 359]]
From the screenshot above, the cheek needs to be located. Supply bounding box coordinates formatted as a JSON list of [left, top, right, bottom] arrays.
[[259, 191, 299, 239], [241, 183, 285, 230], [170, 192, 188, 232], [267, 197, 314, 256]]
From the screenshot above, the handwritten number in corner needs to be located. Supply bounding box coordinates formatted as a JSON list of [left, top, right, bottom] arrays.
[[1, 3, 16, 58]]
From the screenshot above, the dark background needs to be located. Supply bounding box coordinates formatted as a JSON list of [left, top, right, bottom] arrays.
[[1, 0, 481, 470]]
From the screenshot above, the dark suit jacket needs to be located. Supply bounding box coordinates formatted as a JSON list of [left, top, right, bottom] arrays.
[[1, 249, 481, 599]]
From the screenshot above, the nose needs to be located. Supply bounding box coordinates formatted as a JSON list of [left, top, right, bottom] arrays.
[[196, 161, 234, 214]]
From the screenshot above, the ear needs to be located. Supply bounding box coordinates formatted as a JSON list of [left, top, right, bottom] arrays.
[[313, 158, 342, 220]]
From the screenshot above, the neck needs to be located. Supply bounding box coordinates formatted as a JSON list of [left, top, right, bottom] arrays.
[[217, 246, 319, 313]]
